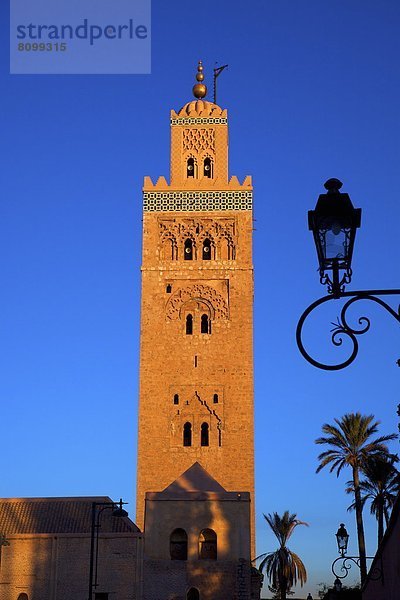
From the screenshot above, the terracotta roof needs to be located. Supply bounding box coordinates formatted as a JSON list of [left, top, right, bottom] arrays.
[[0, 497, 140, 535]]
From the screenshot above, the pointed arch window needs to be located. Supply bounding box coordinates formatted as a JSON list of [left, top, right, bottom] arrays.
[[202, 238, 212, 260], [187, 157, 196, 178], [183, 422, 192, 447], [220, 238, 235, 260], [186, 314, 193, 335], [187, 589, 200, 600], [203, 157, 213, 178], [201, 422, 209, 447], [201, 314, 210, 334], [170, 528, 188, 560], [184, 238, 193, 260], [199, 529, 217, 559]]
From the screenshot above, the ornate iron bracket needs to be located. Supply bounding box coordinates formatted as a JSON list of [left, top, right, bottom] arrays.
[[296, 289, 400, 370], [332, 555, 383, 583]]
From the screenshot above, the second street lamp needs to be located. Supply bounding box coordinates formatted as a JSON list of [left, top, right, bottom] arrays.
[[88, 499, 128, 600], [335, 523, 349, 557], [331, 523, 382, 585]]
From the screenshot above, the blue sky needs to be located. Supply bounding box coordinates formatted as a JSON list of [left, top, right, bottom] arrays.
[[1, 1, 400, 597]]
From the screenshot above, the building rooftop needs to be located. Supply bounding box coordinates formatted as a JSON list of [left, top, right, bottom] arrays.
[[0, 496, 140, 535]]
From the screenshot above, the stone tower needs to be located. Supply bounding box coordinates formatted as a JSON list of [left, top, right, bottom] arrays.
[[136, 63, 255, 557]]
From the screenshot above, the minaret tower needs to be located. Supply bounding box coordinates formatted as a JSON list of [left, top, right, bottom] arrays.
[[136, 62, 255, 550]]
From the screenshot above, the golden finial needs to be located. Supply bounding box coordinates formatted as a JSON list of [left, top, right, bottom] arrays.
[[192, 60, 207, 99]]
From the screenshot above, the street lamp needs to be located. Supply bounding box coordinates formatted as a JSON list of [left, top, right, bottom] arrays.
[[308, 178, 361, 298], [88, 499, 128, 600], [331, 523, 381, 585], [335, 524, 349, 557], [297, 178, 400, 370]]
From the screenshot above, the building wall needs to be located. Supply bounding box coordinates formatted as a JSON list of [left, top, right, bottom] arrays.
[[0, 533, 143, 600], [362, 495, 400, 600], [143, 493, 252, 600]]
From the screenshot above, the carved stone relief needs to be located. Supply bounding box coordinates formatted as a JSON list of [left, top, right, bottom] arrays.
[[166, 284, 229, 321]]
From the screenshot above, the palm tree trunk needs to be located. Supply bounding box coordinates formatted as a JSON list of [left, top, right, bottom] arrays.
[[280, 589, 285, 600], [384, 506, 389, 528], [377, 497, 384, 546], [353, 466, 367, 584], [279, 575, 287, 600]]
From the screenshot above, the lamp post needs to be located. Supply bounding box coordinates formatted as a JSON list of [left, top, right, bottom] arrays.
[[296, 178, 400, 370], [331, 523, 382, 585], [88, 498, 128, 600]]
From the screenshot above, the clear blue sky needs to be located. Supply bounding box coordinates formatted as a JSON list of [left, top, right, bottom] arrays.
[[1, 1, 400, 597]]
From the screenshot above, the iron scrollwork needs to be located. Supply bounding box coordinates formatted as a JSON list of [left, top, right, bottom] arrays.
[[296, 289, 400, 371], [332, 555, 383, 583]]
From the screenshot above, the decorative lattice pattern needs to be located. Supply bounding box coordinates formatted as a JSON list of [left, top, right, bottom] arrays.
[[183, 128, 215, 153], [143, 191, 252, 212], [170, 117, 228, 125]]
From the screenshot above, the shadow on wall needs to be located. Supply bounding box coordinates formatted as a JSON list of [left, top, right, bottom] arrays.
[[143, 462, 253, 600]]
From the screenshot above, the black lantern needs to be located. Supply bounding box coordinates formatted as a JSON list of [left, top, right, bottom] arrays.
[[335, 523, 349, 556], [308, 179, 361, 296]]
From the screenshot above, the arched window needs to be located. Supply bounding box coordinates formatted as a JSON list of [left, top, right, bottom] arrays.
[[166, 284, 172, 293], [213, 393, 218, 404], [201, 314, 210, 334], [174, 393, 179, 405], [186, 314, 193, 335], [183, 422, 192, 447], [201, 422, 209, 447], [220, 238, 235, 260], [203, 157, 213, 178], [170, 528, 188, 560], [202, 238, 211, 260], [199, 529, 217, 559], [187, 589, 200, 600], [187, 157, 196, 178], [184, 238, 193, 260]]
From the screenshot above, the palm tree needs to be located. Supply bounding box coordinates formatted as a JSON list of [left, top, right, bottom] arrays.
[[346, 455, 399, 545], [256, 511, 308, 600], [315, 412, 397, 584]]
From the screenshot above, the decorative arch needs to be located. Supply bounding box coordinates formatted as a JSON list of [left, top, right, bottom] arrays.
[[166, 284, 229, 321], [219, 234, 235, 260], [186, 588, 200, 600], [201, 422, 209, 446], [184, 238, 194, 260], [183, 422, 192, 446], [170, 528, 188, 560], [203, 154, 214, 179], [160, 233, 178, 260], [185, 313, 193, 335], [201, 313, 211, 334], [199, 528, 217, 559], [184, 154, 198, 179], [201, 236, 216, 260]]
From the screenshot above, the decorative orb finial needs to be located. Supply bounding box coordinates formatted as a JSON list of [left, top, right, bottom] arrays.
[[193, 60, 207, 99], [324, 178, 343, 193]]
